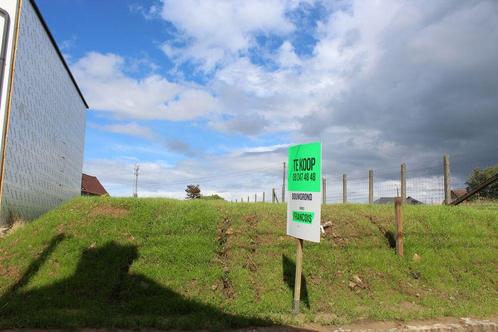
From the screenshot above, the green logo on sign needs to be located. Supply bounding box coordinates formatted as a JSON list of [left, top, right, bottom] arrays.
[[288, 142, 321, 192], [292, 211, 315, 224]]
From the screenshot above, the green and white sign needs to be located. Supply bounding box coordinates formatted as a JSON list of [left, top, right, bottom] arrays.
[[286, 142, 322, 243]]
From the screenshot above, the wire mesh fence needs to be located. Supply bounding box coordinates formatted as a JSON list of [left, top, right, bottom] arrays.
[[229, 155, 464, 205], [131, 148, 497, 204], [325, 171, 446, 204]]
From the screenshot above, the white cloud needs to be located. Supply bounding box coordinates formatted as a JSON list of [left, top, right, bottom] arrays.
[[129, 3, 161, 20], [209, 51, 340, 134], [124, 0, 498, 151], [212, 0, 498, 174], [235, 143, 291, 154], [80, 0, 498, 187], [92, 122, 155, 139], [159, 0, 295, 70], [83, 143, 287, 199], [72, 52, 220, 121]]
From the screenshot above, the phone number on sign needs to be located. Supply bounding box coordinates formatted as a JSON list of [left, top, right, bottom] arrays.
[[292, 172, 316, 181]]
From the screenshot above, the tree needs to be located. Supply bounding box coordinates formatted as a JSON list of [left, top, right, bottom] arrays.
[[185, 184, 201, 200], [466, 165, 498, 199]]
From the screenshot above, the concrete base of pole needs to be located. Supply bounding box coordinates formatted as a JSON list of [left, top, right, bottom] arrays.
[[292, 300, 300, 314]]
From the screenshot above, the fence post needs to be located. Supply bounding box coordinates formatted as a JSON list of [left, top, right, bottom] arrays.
[[400, 163, 407, 204], [342, 174, 347, 204], [247, 196, 250, 203], [394, 197, 404, 257], [443, 155, 451, 205], [263, 192, 265, 203], [272, 188, 275, 203], [322, 177, 326, 205], [282, 162, 286, 203], [368, 170, 374, 204], [254, 194, 257, 202]]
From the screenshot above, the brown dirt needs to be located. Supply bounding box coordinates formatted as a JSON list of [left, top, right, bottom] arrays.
[[308, 317, 498, 332], [244, 214, 265, 300], [366, 214, 390, 233], [89, 205, 129, 218], [396, 281, 425, 298], [0, 317, 496, 332], [0, 265, 20, 279], [398, 301, 425, 313], [244, 214, 258, 224], [256, 232, 280, 246], [216, 216, 235, 300], [321, 216, 381, 247]]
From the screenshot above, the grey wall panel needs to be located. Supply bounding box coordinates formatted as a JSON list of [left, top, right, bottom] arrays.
[[0, 0, 86, 224]]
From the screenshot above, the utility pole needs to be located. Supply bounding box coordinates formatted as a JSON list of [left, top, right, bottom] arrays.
[[133, 164, 139, 198], [282, 162, 286, 203]]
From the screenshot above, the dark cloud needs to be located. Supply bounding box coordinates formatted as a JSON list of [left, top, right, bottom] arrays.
[[218, 113, 267, 136], [302, 1, 498, 179], [165, 139, 195, 156]]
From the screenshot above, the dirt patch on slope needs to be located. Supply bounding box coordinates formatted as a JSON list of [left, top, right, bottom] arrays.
[[89, 205, 129, 218], [216, 216, 235, 299], [366, 214, 396, 249]]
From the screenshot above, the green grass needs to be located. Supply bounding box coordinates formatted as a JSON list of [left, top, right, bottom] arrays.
[[0, 197, 497, 330]]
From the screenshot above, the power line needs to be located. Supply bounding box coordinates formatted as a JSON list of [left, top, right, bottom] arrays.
[[142, 164, 281, 189]]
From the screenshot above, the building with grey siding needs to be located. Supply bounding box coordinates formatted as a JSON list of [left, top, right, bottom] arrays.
[[0, 0, 88, 226]]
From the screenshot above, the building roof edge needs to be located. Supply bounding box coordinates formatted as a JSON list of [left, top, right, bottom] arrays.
[[29, 0, 89, 109]]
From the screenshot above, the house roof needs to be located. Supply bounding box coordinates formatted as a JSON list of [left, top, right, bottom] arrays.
[[451, 188, 467, 198], [374, 196, 423, 205], [29, 0, 89, 108], [81, 174, 108, 196], [373, 197, 396, 204]]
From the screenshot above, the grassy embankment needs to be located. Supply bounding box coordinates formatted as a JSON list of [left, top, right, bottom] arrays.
[[0, 197, 496, 330]]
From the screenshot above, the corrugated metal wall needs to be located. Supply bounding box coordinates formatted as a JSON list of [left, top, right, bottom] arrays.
[[0, 0, 86, 225]]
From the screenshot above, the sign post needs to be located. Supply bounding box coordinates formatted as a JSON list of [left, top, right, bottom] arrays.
[[293, 238, 303, 314], [286, 142, 322, 314]]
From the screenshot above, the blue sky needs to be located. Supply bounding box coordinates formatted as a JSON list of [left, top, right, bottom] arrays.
[[36, 0, 498, 201]]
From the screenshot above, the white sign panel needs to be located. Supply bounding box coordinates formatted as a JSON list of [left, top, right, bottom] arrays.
[[286, 142, 322, 243]]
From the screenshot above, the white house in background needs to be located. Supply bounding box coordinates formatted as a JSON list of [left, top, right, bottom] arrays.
[[0, 0, 88, 226]]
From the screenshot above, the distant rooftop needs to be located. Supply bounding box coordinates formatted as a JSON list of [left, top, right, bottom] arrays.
[[451, 188, 467, 199], [81, 174, 108, 196], [374, 196, 423, 205]]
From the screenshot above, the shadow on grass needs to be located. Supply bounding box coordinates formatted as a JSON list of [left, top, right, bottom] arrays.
[[0, 234, 301, 330], [384, 230, 396, 249], [5, 233, 66, 294], [282, 254, 310, 309]]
